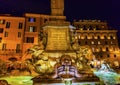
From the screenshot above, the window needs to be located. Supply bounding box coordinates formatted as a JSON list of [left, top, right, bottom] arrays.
[[18, 23, 23, 29], [78, 40, 81, 45], [89, 25, 92, 30], [92, 47, 95, 52], [80, 28, 83, 30], [101, 25, 105, 28], [6, 22, 10, 28], [106, 47, 109, 51], [0, 38, 2, 43], [98, 36, 100, 39], [96, 25, 100, 30], [4, 32, 8, 37], [44, 19, 47, 23], [91, 41, 94, 44], [92, 36, 94, 39], [114, 55, 116, 58], [107, 54, 110, 58], [105, 41, 108, 45], [29, 26, 36, 32], [26, 37, 34, 43], [98, 41, 101, 45], [2, 43, 6, 50], [104, 36, 107, 39], [18, 32, 21, 38], [113, 36, 116, 39], [0, 20, 5, 24], [100, 47, 102, 51], [16, 44, 21, 53], [110, 35, 113, 39], [100, 55, 103, 58], [83, 25, 87, 30], [85, 36, 87, 39], [28, 18, 36, 22], [0, 28, 3, 33], [111, 41, 113, 44]]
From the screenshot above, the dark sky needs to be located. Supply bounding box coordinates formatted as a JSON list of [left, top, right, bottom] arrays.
[[0, 0, 120, 41]]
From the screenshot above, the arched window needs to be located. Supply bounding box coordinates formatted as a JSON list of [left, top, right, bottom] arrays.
[[89, 25, 93, 30], [98, 36, 100, 39], [106, 47, 109, 51], [110, 35, 113, 39], [104, 36, 107, 39], [85, 35, 87, 39], [83, 25, 87, 30]]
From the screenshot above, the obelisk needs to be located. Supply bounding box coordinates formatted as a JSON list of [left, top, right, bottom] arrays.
[[51, 0, 64, 16]]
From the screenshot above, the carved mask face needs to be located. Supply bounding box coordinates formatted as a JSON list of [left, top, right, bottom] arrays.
[[62, 59, 71, 65]]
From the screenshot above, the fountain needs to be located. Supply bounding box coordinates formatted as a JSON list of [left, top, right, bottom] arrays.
[[0, 0, 119, 85], [21, 1, 100, 84], [94, 61, 120, 85], [25, 41, 100, 85]]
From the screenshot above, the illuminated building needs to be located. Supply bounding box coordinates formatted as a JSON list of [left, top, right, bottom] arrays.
[[0, 15, 25, 60], [73, 20, 120, 62], [0, 0, 120, 84], [0, 0, 120, 65]]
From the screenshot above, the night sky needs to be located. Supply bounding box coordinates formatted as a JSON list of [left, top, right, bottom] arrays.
[[0, 0, 120, 43]]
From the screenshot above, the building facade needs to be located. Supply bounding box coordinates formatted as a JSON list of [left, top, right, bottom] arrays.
[[0, 15, 25, 60], [73, 20, 120, 62], [0, 13, 120, 65]]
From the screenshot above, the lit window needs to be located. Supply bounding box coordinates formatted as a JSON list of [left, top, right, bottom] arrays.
[[91, 41, 94, 44], [98, 41, 101, 45], [6, 22, 10, 28], [29, 26, 36, 32], [0, 20, 5, 24], [81, 36, 84, 39], [4, 31, 8, 37], [108, 36, 110, 39], [80, 28, 83, 30], [111, 41, 113, 44], [92, 47, 95, 52], [28, 18, 36, 22], [101, 25, 105, 28], [113, 36, 116, 39], [78, 35, 80, 39], [93, 28, 96, 30]]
